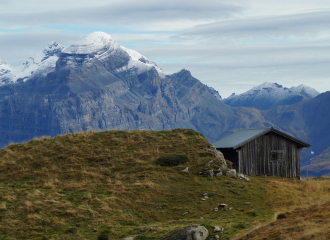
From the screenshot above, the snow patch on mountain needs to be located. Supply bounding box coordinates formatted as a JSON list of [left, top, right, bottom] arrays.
[[120, 46, 165, 78], [290, 84, 320, 98], [207, 86, 222, 100], [0, 42, 63, 85]]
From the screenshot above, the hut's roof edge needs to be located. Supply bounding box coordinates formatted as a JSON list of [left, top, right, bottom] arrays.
[[213, 127, 311, 149]]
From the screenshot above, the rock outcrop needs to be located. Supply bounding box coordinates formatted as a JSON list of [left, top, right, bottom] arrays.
[[163, 226, 209, 240]]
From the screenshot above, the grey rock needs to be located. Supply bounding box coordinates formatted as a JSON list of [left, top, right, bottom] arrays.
[[204, 145, 226, 163], [226, 169, 236, 178], [181, 167, 189, 173], [245, 202, 251, 205], [163, 226, 209, 240], [213, 226, 222, 233], [123, 237, 134, 240], [203, 169, 214, 177], [206, 160, 214, 166], [214, 235, 220, 240], [214, 168, 223, 177], [238, 173, 251, 182], [244, 177, 251, 182]]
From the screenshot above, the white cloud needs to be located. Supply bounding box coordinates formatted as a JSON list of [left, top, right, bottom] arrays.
[[0, 0, 243, 30], [174, 10, 330, 42]]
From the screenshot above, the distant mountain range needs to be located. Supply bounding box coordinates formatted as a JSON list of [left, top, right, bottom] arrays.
[[0, 31, 328, 176], [0, 32, 265, 145], [223, 82, 320, 110]]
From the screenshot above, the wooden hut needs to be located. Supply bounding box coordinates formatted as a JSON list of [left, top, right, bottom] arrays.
[[213, 127, 310, 178]]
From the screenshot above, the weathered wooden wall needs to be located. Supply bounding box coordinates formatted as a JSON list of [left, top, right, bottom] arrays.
[[236, 132, 301, 178]]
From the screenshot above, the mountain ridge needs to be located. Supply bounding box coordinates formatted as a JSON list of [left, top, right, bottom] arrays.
[[223, 82, 320, 110]]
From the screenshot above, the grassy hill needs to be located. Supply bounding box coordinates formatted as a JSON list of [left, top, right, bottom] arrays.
[[0, 129, 330, 240]]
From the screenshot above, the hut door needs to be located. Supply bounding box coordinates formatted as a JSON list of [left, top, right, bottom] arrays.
[[270, 150, 284, 177]]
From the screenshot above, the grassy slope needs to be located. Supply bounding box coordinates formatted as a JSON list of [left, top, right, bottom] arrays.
[[234, 177, 330, 240], [0, 129, 330, 240]]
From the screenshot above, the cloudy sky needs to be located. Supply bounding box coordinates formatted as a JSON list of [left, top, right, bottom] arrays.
[[1, 0, 330, 98]]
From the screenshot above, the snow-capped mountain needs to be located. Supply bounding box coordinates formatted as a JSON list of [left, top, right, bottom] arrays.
[[0, 32, 165, 86], [61, 32, 164, 77], [0, 42, 63, 85], [207, 86, 222, 100], [290, 84, 320, 98], [223, 82, 320, 110]]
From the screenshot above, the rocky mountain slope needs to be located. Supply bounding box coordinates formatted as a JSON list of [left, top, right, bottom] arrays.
[[223, 82, 320, 110]]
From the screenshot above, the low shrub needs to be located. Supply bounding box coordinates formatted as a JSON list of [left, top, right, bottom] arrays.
[[97, 232, 109, 240], [65, 227, 77, 234], [156, 154, 189, 167], [234, 223, 246, 229], [277, 213, 287, 220]]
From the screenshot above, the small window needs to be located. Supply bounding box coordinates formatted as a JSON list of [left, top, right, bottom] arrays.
[[270, 150, 283, 161]]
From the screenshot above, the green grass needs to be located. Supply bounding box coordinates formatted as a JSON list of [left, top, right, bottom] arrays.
[[1, 129, 329, 239]]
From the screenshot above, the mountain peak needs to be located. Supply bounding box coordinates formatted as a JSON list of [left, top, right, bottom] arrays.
[[43, 42, 63, 53], [290, 84, 320, 98], [62, 31, 119, 55], [223, 82, 320, 110], [258, 82, 281, 88]]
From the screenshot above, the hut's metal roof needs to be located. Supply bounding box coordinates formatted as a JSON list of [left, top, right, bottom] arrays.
[[213, 127, 311, 149]]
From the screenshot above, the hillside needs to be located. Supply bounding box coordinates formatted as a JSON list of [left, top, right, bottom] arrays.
[[1, 129, 330, 239], [234, 178, 330, 240]]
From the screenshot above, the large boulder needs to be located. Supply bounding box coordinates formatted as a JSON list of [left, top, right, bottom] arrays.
[[163, 226, 209, 240], [226, 169, 237, 178]]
